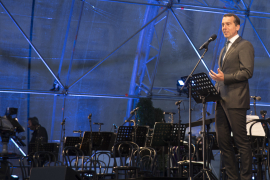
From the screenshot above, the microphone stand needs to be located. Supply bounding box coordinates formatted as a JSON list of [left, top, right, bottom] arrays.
[[60, 118, 66, 161], [61, 118, 66, 141], [253, 98, 257, 116], [176, 101, 182, 177], [93, 123, 104, 133], [134, 110, 137, 144], [123, 107, 139, 126], [180, 48, 208, 180], [88, 114, 93, 157], [171, 113, 174, 123]]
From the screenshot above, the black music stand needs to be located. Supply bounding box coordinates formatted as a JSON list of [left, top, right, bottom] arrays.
[[151, 122, 186, 177], [64, 137, 82, 147], [28, 143, 59, 165], [151, 122, 172, 177], [171, 123, 186, 177], [151, 123, 185, 147], [172, 123, 186, 145], [64, 137, 82, 156], [28, 143, 59, 155], [135, 126, 149, 147], [112, 126, 135, 158], [80, 131, 116, 173], [115, 125, 149, 146], [116, 126, 134, 142], [80, 132, 116, 153], [181, 72, 220, 180], [113, 126, 149, 158], [151, 123, 173, 147]]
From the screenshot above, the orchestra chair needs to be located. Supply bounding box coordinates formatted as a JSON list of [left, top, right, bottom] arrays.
[[138, 147, 157, 177], [33, 151, 61, 167], [21, 151, 63, 180], [87, 151, 115, 180], [171, 142, 198, 178], [112, 141, 140, 179], [63, 146, 96, 179], [247, 119, 270, 180], [19, 156, 31, 180]]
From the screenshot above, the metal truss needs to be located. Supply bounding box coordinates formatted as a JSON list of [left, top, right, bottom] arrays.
[[122, 0, 270, 115], [0, 0, 270, 125]]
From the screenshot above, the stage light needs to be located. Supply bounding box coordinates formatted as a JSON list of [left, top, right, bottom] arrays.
[[177, 79, 188, 96]]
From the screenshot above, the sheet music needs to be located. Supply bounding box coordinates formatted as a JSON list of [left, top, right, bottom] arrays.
[[246, 115, 265, 136]]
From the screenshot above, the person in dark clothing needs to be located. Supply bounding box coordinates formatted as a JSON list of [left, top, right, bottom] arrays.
[[28, 117, 48, 166], [209, 13, 254, 180], [28, 117, 48, 144]]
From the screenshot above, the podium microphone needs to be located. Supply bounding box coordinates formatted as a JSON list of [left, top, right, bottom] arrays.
[[199, 34, 217, 50]]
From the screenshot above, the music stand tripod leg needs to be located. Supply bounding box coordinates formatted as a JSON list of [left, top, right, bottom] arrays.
[[193, 96, 218, 180]]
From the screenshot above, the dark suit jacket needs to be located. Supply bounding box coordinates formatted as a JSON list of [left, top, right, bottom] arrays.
[[215, 36, 254, 109], [30, 125, 48, 143]]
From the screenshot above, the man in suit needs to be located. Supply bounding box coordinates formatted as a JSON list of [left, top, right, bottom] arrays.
[[209, 13, 254, 180]]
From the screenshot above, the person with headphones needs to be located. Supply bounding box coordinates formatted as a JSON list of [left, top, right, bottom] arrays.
[[28, 117, 48, 144]]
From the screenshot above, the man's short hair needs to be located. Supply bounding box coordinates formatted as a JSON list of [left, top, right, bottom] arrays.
[[223, 13, 240, 26], [28, 117, 39, 126]]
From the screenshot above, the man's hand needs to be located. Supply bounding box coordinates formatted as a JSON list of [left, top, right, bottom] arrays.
[[209, 68, 224, 81]]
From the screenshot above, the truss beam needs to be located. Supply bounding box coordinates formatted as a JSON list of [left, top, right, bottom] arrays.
[[100, 0, 270, 19], [0, 1, 64, 89], [68, 8, 168, 89], [0, 88, 185, 100]]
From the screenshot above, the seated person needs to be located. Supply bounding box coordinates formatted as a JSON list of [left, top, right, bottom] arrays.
[[28, 117, 48, 144]]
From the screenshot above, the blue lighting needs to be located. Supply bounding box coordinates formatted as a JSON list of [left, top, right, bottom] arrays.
[[11, 138, 26, 156], [250, 102, 270, 107], [250, 103, 270, 107], [170, 9, 210, 72]]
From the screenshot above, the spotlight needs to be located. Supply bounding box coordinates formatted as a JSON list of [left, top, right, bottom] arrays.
[[177, 79, 188, 97]]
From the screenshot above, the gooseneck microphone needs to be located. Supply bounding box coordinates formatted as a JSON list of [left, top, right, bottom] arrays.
[[199, 34, 217, 50]]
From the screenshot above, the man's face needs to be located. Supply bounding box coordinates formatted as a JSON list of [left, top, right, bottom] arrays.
[[28, 120, 35, 130], [222, 16, 240, 40]]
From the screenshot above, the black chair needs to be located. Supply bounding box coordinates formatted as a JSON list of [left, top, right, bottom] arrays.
[[20, 151, 63, 180], [19, 156, 31, 180], [33, 151, 61, 167], [247, 119, 270, 180], [112, 141, 140, 179], [175, 142, 201, 178], [138, 147, 157, 177], [87, 151, 115, 180], [63, 146, 96, 179]]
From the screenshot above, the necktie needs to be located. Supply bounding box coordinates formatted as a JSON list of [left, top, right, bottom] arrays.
[[220, 41, 230, 66]]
